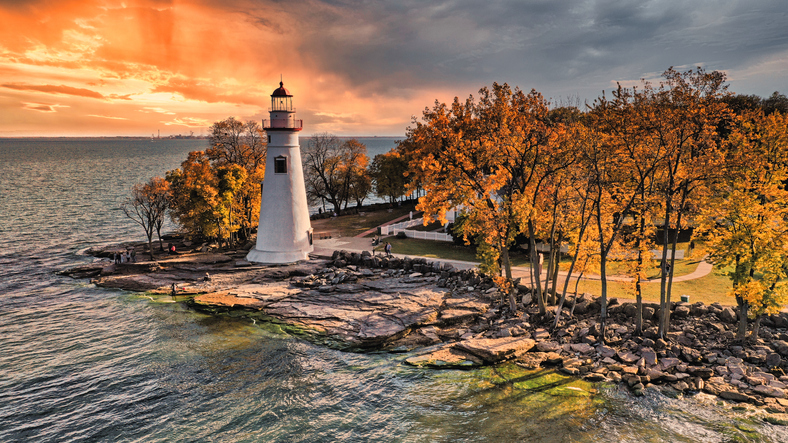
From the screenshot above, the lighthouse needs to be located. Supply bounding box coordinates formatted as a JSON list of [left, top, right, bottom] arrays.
[[246, 81, 313, 264]]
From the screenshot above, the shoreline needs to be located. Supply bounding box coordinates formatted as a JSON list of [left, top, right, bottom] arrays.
[[60, 240, 788, 422]]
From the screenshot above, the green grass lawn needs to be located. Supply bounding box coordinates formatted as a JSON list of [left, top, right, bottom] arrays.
[[375, 236, 480, 262], [311, 205, 417, 237], [374, 237, 736, 305], [570, 271, 733, 306]]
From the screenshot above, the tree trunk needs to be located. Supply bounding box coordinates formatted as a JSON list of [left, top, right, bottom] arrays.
[[550, 234, 562, 305], [736, 297, 749, 340], [751, 314, 761, 342], [658, 201, 672, 339], [528, 219, 546, 315], [501, 246, 516, 313]]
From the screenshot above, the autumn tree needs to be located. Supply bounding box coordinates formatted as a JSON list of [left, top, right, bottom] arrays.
[[648, 67, 730, 338], [302, 133, 371, 214], [370, 151, 409, 203], [341, 138, 372, 209], [121, 177, 170, 259], [401, 83, 577, 314], [206, 117, 266, 242], [166, 151, 247, 246], [700, 110, 788, 340]]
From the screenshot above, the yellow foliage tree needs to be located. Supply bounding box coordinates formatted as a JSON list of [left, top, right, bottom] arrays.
[[700, 110, 788, 340]]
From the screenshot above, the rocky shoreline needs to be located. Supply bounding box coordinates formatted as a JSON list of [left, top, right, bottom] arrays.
[[62, 246, 788, 420]]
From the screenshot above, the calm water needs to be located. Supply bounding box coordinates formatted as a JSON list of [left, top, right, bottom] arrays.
[[1, 138, 787, 442]]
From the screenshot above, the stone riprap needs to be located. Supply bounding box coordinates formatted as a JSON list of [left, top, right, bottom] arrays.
[[64, 247, 788, 416]]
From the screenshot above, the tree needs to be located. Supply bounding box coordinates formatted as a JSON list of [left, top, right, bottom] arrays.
[[121, 177, 170, 259], [207, 117, 266, 171], [370, 151, 409, 203], [700, 110, 788, 340], [401, 83, 577, 314], [166, 151, 221, 241], [206, 117, 266, 242], [649, 67, 730, 338], [340, 139, 371, 208], [302, 133, 371, 214]]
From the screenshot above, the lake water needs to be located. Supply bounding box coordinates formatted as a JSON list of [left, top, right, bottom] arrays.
[[1, 138, 787, 442]]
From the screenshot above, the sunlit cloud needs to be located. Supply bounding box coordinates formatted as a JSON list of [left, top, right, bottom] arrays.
[[22, 102, 69, 113], [162, 117, 212, 127], [139, 107, 176, 115], [88, 114, 129, 120], [2, 83, 105, 99], [0, 0, 785, 137]]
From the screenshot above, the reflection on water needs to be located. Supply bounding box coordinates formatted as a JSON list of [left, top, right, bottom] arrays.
[[1, 139, 788, 442]]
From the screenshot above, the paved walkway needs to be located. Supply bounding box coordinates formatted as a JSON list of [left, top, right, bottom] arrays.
[[312, 236, 714, 284], [353, 211, 422, 238]]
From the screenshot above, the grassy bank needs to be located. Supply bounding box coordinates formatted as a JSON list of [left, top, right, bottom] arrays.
[[375, 237, 734, 305]]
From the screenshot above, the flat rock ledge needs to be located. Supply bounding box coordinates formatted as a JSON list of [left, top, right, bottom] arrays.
[[65, 247, 788, 417]]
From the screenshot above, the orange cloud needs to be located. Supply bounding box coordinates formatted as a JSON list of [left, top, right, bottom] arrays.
[[21, 102, 68, 113], [2, 83, 106, 99]]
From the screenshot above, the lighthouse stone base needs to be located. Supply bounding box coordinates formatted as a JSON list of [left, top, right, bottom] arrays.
[[246, 247, 311, 265]]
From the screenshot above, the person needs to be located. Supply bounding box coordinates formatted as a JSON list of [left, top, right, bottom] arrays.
[[169, 243, 176, 255], [130, 249, 136, 262], [385, 242, 392, 257], [113, 252, 118, 264]]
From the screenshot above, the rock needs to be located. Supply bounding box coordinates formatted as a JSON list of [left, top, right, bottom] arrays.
[[597, 345, 617, 359], [618, 351, 639, 364], [560, 367, 580, 375], [584, 373, 607, 382], [536, 341, 561, 352], [234, 260, 252, 267], [720, 390, 755, 403], [643, 306, 656, 320], [687, 366, 714, 379], [719, 307, 737, 323], [533, 328, 550, 340], [673, 305, 691, 318], [570, 343, 595, 354], [405, 344, 483, 369], [455, 337, 536, 363], [753, 385, 786, 398], [440, 309, 479, 324], [659, 357, 681, 371], [640, 348, 658, 366], [768, 353, 784, 367]]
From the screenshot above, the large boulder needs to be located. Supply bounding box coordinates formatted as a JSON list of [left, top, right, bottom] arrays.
[[719, 307, 738, 324], [455, 336, 536, 363]]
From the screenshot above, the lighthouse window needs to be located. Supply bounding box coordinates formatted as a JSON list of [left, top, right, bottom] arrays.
[[274, 156, 287, 174]]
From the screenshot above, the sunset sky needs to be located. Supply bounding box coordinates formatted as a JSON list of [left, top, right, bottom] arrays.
[[1, 0, 786, 137]]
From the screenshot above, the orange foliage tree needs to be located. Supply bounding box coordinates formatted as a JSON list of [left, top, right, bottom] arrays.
[[400, 83, 578, 314]]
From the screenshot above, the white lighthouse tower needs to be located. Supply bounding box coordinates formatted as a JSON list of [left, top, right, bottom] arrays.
[[246, 80, 313, 264]]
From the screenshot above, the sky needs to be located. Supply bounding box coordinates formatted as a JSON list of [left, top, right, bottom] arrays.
[[0, 0, 786, 137]]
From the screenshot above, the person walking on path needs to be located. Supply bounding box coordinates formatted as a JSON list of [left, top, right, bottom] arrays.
[[385, 242, 392, 257]]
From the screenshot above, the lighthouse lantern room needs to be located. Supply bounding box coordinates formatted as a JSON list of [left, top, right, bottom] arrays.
[[246, 80, 313, 264]]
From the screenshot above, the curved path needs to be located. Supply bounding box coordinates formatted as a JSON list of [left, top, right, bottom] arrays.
[[313, 235, 714, 284]]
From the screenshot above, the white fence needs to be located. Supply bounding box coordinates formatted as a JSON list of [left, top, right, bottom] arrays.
[[380, 218, 454, 242]]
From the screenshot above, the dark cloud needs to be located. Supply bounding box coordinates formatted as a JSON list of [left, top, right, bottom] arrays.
[[266, 0, 788, 100]]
